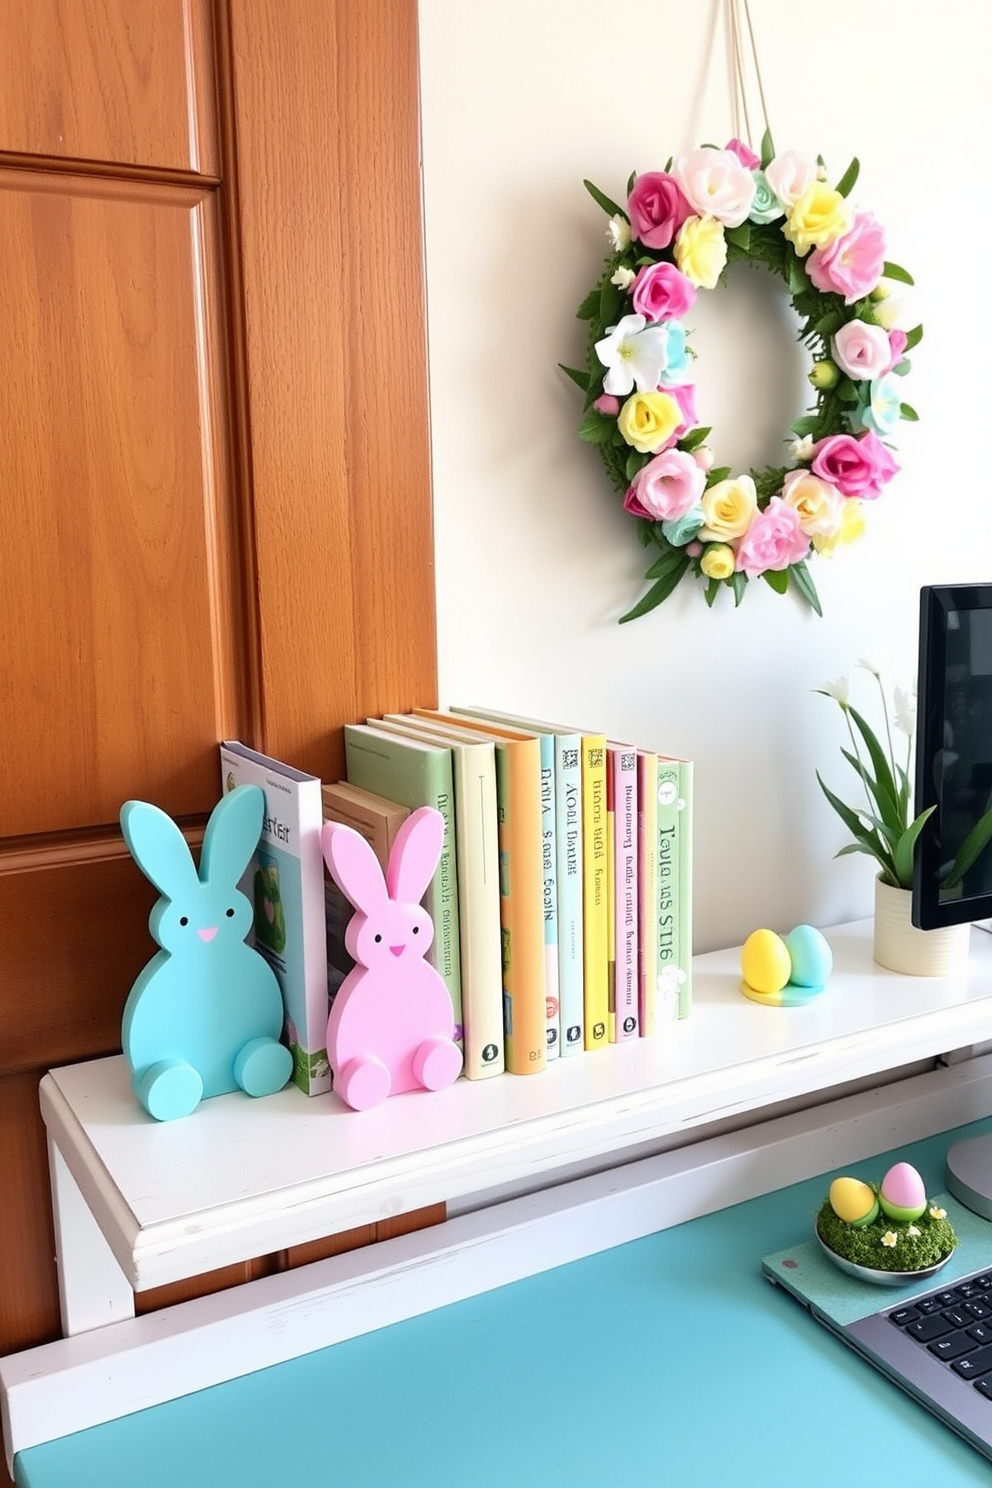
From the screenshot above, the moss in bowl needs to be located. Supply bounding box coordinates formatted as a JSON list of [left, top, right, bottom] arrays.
[[816, 1197, 957, 1274]]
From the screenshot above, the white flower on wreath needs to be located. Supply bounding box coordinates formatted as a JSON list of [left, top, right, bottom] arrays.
[[607, 213, 631, 251], [610, 265, 637, 291], [594, 313, 675, 396]]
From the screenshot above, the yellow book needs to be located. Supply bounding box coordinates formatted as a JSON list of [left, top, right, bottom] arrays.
[[580, 733, 609, 1049], [637, 750, 659, 1038], [413, 709, 547, 1074]]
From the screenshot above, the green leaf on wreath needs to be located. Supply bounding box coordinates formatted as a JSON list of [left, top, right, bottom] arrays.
[[762, 568, 790, 595], [812, 309, 845, 339], [760, 128, 775, 169], [678, 425, 713, 452], [627, 171, 636, 195], [789, 414, 820, 438], [575, 289, 600, 321], [725, 223, 752, 253], [578, 410, 617, 445], [703, 578, 719, 608], [900, 402, 919, 421], [705, 466, 732, 486], [619, 556, 690, 623], [559, 364, 589, 392], [904, 324, 923, 351], [583, 179, 624, 219], [834, 157, 860, 198], [625, 449, 648, 482], [787, 253, 809, 296], [599, 277, 624, 328], [731, 572, 748, 606], [882, 260, 915, 286], [790, 560, 822, 616]]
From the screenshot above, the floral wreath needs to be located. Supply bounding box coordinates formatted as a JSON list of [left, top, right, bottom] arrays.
[[563, 134, 921, 621]]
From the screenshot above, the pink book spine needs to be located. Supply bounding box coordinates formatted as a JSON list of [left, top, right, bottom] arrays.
[[611, 744, 639, 1041]]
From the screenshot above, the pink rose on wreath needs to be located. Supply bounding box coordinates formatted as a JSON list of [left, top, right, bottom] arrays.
[[734, 497, 811, 578], [806, 212, 886, 305], [831, 320, 892, 381], [725, 137, 761, 170], [883, 328, 908, 375], [811, 430, 900, 499], [662, 382, 698, 440], [631, 261, 697, 323], [627, 171, 693, 250], [624, 448, 706, 522], [676, 147, 755, 228]]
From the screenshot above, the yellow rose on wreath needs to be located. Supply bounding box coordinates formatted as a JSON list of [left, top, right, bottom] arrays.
[[699, 475, 757, 541], [673, 214, 727, 289], [699, 543, 736, 580], [616, 390, 681, 453], [783, 182, 852, 257], [813, 497, 866, 554]]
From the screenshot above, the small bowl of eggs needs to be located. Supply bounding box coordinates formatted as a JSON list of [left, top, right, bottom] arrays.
[[815, 1162, 958, 1286]]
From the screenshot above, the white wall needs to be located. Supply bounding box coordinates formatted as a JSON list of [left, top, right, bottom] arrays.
[[417, 0, 991, 952]]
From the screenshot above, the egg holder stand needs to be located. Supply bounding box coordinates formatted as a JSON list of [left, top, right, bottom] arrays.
[[739, 923, 832, 1008]]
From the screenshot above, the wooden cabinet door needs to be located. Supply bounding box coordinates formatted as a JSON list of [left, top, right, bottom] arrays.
[[0, 0, 435, 1417]]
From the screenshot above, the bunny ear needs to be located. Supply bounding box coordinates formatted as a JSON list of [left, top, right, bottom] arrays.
[[120, 799, 200, 900], [386, 806, 444, 905], [200, 784, 264, 887], [321, 821, 390, 914]]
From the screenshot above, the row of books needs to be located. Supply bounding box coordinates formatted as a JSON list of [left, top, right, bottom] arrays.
[[217, 709, 692, 1095]]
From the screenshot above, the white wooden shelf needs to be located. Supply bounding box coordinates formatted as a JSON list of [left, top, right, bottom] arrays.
[[40, 917, 992, 1333]]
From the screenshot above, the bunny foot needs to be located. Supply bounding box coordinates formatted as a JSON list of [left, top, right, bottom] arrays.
[[412, 1037, 463, 1092], [335, 1056, 391, 1111], [234, 1037, 293, 1098], [134, 1059, 204, 1122]]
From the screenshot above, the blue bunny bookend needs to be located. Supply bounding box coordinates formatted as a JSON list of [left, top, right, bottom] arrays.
[[120, 783, 294, 1121]]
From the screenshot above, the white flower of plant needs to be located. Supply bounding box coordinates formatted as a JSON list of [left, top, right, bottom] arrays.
[[856, 653, 887, 678], [818, 675, 850, 706], [594, 313, 674, 396], [610, 266, 636, 290], [881, 1231, 898, 1248], [893, 686, 916, 738], [606, 213, 631, 251]]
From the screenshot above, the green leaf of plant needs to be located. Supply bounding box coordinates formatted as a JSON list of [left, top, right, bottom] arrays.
[[760, 128, 775, 169], [762, 568, 790, 595], [882, 260, 915, 286], [618, 556, 689, 623], [900, 402, 919, 422], [559, 364, 588, 392], [943, 795, 992, 888], [904, 324, 923, 351], [847, 703, 902, 829], [790, 560, 822, 616], [583, 179, 624, 219], [893, 807, 936, 888], [835, 157, 860, 198], [816, 773, 895, 879]]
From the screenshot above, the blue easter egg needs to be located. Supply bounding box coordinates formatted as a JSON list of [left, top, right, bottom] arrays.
[[785, 924, 833, 989]]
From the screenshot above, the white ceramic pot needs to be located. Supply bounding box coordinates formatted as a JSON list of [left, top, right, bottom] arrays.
[[873, 875, 971, 976]]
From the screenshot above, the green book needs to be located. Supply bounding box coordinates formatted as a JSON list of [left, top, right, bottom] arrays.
[[656, 756, 693, 1021], [343, 724, 463, 1042]]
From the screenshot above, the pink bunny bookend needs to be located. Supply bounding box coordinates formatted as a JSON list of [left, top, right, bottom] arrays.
[[321, 805, 463, 1110]]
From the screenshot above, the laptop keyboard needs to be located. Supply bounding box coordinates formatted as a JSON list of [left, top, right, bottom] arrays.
[[888, 1269, 992, 1398]]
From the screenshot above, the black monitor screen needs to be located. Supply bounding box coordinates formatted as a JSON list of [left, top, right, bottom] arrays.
[[913, 583, 992, 929]]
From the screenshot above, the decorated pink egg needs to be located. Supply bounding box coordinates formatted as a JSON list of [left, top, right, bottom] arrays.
[[879, 1161, 927, 1222]]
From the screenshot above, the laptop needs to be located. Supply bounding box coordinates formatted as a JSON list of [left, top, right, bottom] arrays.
[[763, 1195, 992, 1461]]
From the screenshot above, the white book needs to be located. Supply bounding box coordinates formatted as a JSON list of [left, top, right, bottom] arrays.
[[219, 741, 330, 1094]]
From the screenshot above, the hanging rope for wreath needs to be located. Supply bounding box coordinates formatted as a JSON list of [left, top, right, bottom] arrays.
[[562, 9, 920, 621]]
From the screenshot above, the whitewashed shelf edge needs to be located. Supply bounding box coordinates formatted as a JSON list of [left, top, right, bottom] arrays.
[[39, 919, 992, 1301]]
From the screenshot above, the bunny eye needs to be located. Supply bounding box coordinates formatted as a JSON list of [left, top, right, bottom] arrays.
[[374, 933, 382, 944], [179, 916, 189, 927], [226, 907, 235, 918], [412, 925, 419, 935]]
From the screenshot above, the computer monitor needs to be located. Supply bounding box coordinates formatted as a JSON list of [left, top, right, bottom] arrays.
[[914, 584, 992, 1218], [913, 583, 992, 932]]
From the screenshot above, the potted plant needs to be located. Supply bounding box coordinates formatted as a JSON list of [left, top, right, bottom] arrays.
[[816, 659, 992, 974]]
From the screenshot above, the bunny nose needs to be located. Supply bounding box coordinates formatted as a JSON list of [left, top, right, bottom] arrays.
[[389, 944, 404, 957], [198, 926, 219, 943]]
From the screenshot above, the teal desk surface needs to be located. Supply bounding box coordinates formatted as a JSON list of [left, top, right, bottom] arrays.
[[16, 1121, 992, 1488]]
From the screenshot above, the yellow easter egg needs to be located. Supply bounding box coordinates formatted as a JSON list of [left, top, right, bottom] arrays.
[[740, 929, 791, 995], [829, 1176, 879, 1227]]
